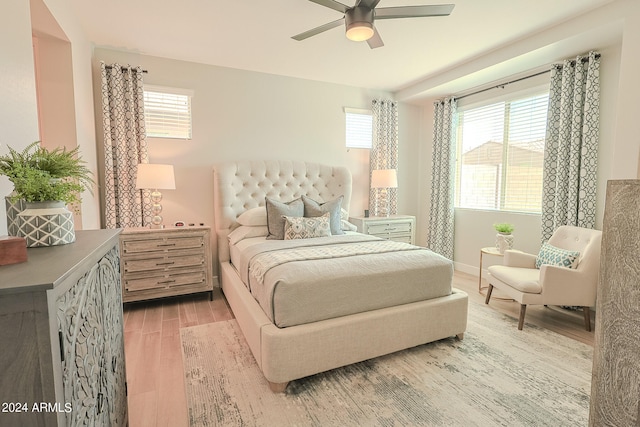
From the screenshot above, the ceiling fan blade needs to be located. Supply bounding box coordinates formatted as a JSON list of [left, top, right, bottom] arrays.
[[367, 26, 384, 49], [375, 4, 455, 19], [292, 18, 345, 41], [307, 0, 350, 14], [355, 0, 381, 9]]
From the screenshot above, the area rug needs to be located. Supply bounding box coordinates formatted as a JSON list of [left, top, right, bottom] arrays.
[[180, 302, 593, 426]]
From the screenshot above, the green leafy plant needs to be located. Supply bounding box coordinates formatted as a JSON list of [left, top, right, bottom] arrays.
[[0, 141, 94, 205], [493, 223, 515, 234]]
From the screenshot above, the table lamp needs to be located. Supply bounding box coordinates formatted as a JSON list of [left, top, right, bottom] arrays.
[[136, 163, 176, 228], [371, 169, 397, 217]]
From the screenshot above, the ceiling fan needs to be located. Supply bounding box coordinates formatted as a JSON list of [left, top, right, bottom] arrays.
[[292, 0, 455, 49]]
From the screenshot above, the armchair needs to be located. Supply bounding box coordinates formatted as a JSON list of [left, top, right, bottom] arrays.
[[485, 225, 602, 330]]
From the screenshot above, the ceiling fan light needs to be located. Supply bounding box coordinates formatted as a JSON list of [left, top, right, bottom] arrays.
[[346, 22, 374, 42]]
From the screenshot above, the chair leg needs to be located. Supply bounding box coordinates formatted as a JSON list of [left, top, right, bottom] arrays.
[[518, 305, 527, 330], [485, 284, 494, 304], [583, 306, 592, 332]]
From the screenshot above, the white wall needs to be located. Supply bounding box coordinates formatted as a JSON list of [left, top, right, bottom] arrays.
[[0, 0, 41, 236], [41, 0, 101, 229], [0, 0, 99, 235], [411, 2, 630, 275], [611, 0, 640, 179], [92, 48, 423, 266]]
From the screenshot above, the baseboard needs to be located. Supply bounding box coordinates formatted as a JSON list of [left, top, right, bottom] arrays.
[[454, 262, 480, 278]]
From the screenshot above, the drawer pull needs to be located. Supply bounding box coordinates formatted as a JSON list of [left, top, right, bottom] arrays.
[[157, 243, 176, 247], [156, 261, 175, 266], [385, 227, 397, 231], [158, 279, 176, 284]]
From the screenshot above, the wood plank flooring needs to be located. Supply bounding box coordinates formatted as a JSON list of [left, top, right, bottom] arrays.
[[123, 271, 594, 426], [123, 288, 233, 427]]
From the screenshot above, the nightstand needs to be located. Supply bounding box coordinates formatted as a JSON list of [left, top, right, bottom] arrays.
[[349, 215, 416, 244], [119, 226, 213, 303]]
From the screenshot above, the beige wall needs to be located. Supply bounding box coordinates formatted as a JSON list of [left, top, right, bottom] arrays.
[[0, 0, 99, 235], [412, 1, 634, 275], [92, 48, 423, 268], [41, 0, 101, 229], [611, 0, 640, 180], [0, 0, 41, 236]]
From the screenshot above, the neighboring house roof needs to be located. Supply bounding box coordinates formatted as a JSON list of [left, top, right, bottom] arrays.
[[462, 140, 544, 166]]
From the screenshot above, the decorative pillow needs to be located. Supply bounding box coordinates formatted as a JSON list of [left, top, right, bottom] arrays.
[[283, 213, 331, 240], [302, 195, 344, 235], [265, 197, 304, 240], [535, 242, 581, 269], [341, 220, 358, 232], [237, 207, 267, 226], [339, 208, 357, 231], [228, 225, 268, 245]]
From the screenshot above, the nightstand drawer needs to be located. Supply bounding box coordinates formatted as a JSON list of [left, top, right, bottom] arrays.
[[122, 236, 204, 254], [123, 252, 205, 273], [349, 215, 416, 245], [124, 270, 207, 292], [367, 222, 412, 235]]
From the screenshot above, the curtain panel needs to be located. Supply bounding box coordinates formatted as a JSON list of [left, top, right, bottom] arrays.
[[541, 51, 600, 242], [369, 99, 399, 216], [427, 98, 457, 260], [100, 62, 151, 228]]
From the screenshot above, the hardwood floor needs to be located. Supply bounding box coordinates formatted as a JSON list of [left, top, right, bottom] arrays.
[[123, 288, 234, 427], [122, 271, 594, 426]]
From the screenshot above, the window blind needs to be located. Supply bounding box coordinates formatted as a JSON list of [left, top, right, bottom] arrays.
[[455, 93, 548, 213], [344, 108, 373, 149], [143, 85, 193, 139]]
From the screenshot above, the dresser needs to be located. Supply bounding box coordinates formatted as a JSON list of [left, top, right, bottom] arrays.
[[590, 180, 640, 426], [349, 215, 416, 244], [0, 229, 127, 426], [119, 226, 213, 303]]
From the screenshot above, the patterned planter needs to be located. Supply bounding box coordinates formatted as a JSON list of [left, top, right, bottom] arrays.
[[17, 201, 76, 247], [5, 195, 26, 237], [495, 232, 514, 254]]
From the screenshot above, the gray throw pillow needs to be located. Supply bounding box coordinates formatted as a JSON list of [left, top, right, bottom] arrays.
[[301, 195, 344, 235], [265, 197, 304, 240]]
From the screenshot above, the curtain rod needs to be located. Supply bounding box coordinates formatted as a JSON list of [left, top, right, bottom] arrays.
[[454, 53, 600, 102], [105, 65, 148, 74], [454, 69, 550, 101]]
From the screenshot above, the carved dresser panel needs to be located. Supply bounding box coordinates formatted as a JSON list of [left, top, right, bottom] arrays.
[[0, 229, 127, 426]]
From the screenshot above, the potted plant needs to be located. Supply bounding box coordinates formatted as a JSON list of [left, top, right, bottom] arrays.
[[0, 141, 94, 247], [493, 222, 515, 254]]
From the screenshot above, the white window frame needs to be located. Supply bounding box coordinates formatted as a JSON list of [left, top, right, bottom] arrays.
[[455, 89, 549, 214], [344, 107, 373, 149], [143, 84, 193, 140]]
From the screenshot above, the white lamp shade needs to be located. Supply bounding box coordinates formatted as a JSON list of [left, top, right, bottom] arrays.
[[371, 169, 398, 189], [136, 163, 176, 190]]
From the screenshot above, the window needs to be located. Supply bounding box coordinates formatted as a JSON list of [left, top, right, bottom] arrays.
[[143, 85, 193, 139], [344, 107, 372, 149], [455, 92, 549, 213]]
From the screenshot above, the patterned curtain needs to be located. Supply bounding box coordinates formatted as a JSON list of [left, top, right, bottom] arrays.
[[100, 62, 151, 228], [541, 51, 600, 242], [427, 98, 457, 260], [369, 99, 398, 216]]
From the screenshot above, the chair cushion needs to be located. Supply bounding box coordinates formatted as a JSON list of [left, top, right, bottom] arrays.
[[488, 265, 542, 294], [535, 242, 580, 269]]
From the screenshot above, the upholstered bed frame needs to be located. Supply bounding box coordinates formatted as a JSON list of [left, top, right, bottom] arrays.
[[213, 160, 468, 391]]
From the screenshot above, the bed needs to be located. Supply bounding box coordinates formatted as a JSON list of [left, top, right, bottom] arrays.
[[213, 160, 468, 392]]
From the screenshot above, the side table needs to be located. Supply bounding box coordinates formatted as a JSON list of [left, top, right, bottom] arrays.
[[478, 246, 504, 293]]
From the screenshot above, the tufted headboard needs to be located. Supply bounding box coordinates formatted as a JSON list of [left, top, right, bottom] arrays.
[[213, 160, 352, 262]]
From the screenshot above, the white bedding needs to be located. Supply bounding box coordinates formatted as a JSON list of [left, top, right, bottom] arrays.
[[229, 232, 454, 328]]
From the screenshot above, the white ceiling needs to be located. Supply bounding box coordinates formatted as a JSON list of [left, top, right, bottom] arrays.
[[69, 0, 615, 100]]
